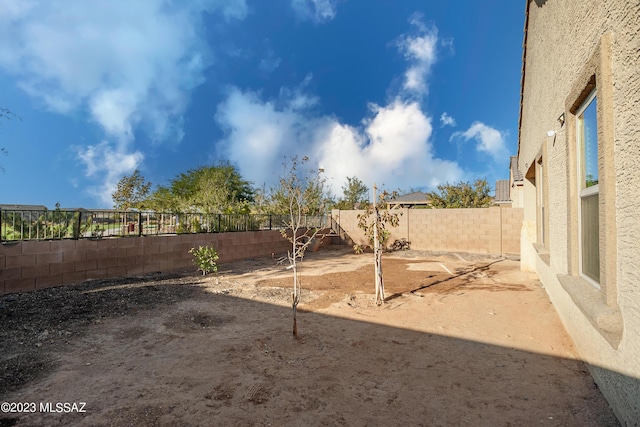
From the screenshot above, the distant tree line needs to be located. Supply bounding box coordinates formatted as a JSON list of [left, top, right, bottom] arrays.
[[426, 179, 493, 208], [112, 162, 495, 213], [112, 161, 367, 213]]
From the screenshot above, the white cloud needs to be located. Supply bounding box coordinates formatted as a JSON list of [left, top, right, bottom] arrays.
[[0, 0, 232, 139], [0, 0, 36, 21], [215, 88, 303, 185], [0, 0, 247, 204], [397, 14, 439, 98], [291, 0, 339, 23], [214, 15, 467, 195], [319, 100, 463, 192], [259, 54, 281, 73], [278, 73, 318, 110], [440, 112, 456, 127], [216, 0, 249, 20], [257, 39, 281, 73], [451, 122, 508, 162], [215, 88, 464, 196], [89, 89, 137, 138], [75, 141, 144, 206]]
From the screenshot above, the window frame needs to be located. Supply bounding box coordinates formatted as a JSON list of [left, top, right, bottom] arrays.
[[558, 32, 620, 346], [536, 156, 548, 249], [575, 89, 600, 288]]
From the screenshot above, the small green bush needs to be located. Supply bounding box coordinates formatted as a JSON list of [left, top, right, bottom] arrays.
[[190, 217, 203, 233], [189, 245, 219, 275]]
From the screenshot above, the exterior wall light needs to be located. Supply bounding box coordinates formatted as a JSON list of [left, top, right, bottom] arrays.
[[557, 113, 565, 127]]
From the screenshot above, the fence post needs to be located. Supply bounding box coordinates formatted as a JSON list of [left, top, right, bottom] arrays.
[[75, 211, 82, 239], [500, 206, 503, 257], [269, 214, 272, 230], [138, 211, 143, 237]]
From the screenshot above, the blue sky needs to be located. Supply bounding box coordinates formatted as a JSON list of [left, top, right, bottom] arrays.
[[0, 0, 525, 209]]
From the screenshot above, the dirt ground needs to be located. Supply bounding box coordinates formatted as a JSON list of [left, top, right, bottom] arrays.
[[0, 246, 619, 426]]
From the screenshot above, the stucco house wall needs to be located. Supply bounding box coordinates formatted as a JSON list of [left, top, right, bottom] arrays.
[[518, 0, 640, 424]]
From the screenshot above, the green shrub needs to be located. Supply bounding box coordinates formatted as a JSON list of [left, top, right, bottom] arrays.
[[191, 217, 203, 233], [189, 245, 219, 275]]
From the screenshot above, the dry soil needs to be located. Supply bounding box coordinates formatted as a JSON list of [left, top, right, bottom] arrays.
[[0, 247, 619, 426]]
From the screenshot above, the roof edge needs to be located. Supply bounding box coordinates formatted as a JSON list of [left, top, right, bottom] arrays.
[[517, 0, 532, 164]]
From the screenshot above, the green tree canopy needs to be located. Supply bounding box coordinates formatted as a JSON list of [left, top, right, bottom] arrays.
[[251, 184, 271, 215], [149, 162, 254, 213], [112, 169, 152, 210], [335, 176, 369, 210], [144, 185, 177, 212], [427, 179, 493, 208]]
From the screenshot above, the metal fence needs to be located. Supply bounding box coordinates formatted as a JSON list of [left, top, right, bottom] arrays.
[[0, 209, 329, 242]]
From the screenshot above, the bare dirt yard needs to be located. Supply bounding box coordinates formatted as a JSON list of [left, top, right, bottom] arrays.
[[1, 246, 619, 426]]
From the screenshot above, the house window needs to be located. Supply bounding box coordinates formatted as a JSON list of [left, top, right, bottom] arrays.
[[536, 157, 546, 247], [559, 34, 620, 345], [577, 90, 599, 285]]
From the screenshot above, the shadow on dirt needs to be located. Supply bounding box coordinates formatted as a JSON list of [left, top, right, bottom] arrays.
[[0, 252, 628, 426], [1, 287, 624, 426], [384, 259, 510, 302], [0, 271, 206, 396]]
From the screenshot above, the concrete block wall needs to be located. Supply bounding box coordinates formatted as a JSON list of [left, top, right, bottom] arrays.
[[0, 231, 292, 295], [500, 207, 524, 256], [331, 207, 523, 257]]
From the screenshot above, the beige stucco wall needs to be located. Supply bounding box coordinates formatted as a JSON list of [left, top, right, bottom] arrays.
[[332, 207, 522, 257], [510, 183, 524, 208], [519, 0, 640, 423]]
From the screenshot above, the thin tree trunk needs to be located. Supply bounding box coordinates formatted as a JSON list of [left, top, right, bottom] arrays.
[[292, 263, 299, 337], [375, 249, 384, 304], [373, 185, 378, 300], [373, 184, 384, 305], [292, 232, 300, 338]]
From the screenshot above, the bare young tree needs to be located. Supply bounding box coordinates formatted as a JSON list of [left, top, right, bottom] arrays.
[[357, 185, 401, 305], [0, 108, 19, 173], [277, 156, 328, 337]]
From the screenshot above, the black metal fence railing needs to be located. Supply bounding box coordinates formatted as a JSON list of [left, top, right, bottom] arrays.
[[0, 209, 329, 242]]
